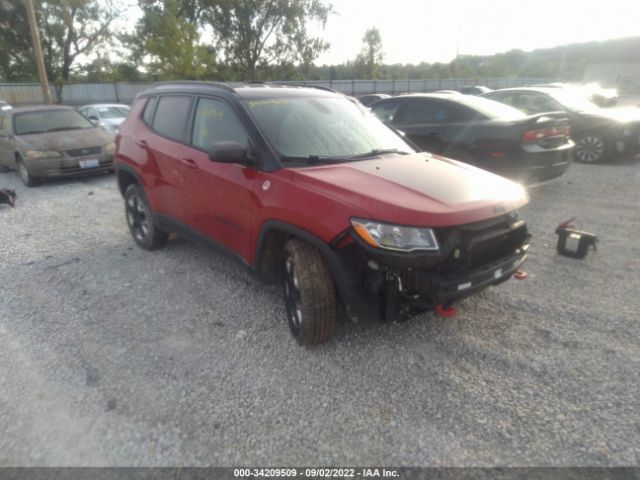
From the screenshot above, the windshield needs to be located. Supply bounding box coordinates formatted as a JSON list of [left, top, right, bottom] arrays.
[[97, 106, 130, 119], [549, 90, 601, 113], [244, 96, 414, 161], [457, 95, 528, 120], [14, 109, 95, 135]]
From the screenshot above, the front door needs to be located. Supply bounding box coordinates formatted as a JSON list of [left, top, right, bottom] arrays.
[[181, 96, 258, 262]]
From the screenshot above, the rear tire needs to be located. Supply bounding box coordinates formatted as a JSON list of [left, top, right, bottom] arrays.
[[574, 133, 607, 163], [17, 157, 42, 187], [124, 183, 168, 250], [283, 238, 338, 346]]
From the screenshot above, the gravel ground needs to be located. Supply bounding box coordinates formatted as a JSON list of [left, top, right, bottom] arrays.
[[0, 158, 639, 467]]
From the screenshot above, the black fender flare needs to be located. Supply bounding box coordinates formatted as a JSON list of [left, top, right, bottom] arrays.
[[254, 220, 355, 310], [115, 163, 145, 197]]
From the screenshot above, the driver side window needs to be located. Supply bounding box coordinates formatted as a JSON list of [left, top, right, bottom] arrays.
[[191, 98, 248, 150]]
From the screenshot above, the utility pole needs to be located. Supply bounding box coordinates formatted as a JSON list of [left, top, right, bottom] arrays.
[[25, 0, 52, 105]]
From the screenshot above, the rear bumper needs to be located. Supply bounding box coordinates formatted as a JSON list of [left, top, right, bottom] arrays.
[[23, 153, 114, 178], [479, 143, 573, 185]]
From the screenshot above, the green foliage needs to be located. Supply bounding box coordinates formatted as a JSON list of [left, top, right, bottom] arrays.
[[200, 0, 332, 80], [38, 0, 122, 82], [0, 1, 36, 81], [130, 0, 217, 80], [355, 27, 383, 79]]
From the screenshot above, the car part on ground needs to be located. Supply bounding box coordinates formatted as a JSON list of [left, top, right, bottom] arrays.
[[482, 87, 640, 163], [555, 218, 598, 259], [0, 188, 16, 207], [369, 92, 574, 185], [115, 81, 531, 345], [0, 106, 115, 186]]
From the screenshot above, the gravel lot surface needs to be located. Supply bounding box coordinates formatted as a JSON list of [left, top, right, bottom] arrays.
[[0, 158, 639, 467]]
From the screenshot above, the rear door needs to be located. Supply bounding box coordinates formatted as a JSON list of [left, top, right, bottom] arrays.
[[179, 96, 259, 261], [392, 98, 452, 153], [143, 95, 195, 222]]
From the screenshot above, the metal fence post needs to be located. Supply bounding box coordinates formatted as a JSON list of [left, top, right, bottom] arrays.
[[114, 83, 120, 103]]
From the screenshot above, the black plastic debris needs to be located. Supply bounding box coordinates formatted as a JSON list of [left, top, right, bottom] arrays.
[[0, 188, 16, 207], [555, 217, 598, 259]]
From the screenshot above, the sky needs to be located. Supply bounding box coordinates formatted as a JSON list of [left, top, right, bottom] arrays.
[[310, 0, 640, 65]]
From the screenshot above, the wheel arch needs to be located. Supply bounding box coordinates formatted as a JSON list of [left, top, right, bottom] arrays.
[[254, 220, 353, 306], [116, 163, 144, 197]]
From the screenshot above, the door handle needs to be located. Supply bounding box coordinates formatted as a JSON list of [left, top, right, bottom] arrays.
[[136, 139, 149, 149], [181, 158, 199, 169], [427, 132, 440, 137]]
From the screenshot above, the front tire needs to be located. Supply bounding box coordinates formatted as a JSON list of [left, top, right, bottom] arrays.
[[574, 133, 607, 163], [17, 157, 42, 187], [124, 183, 168, 250], [283, 239, 338, 346]]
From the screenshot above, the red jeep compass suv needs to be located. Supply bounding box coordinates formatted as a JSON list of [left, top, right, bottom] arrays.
[[115, 82, 530, 345]]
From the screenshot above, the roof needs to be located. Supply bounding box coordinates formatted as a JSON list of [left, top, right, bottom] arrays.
[[7, 105, 74, 114], [484, 87, 556, 94], [138, 81, 343, 100], [79, 103, 130, 109]]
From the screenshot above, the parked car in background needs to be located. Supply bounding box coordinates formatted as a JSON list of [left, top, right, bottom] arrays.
[[115, 82, 530, 345], [78, 103, 130, 134], [0, 100, 12, 111], [531, 82, 619, 107], [0, 106, 115, 186], [482, 87, 640, 163], [370, 93, 573, 185], [358, 93, 391, 107], [458, 86, 492, 95]]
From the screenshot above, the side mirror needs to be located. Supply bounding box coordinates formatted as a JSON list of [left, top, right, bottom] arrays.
[[88, 116, 99, 124], [207, 141, 257, 167]]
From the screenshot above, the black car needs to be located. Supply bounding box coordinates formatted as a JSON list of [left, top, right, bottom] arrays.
[[358, 93, 391, 107], [482, 87, 640, 163], [458, 86, 492, 95], [370, 93, 574, 185]]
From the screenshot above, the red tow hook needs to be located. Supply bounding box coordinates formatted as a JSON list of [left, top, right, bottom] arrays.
[[434, 304, 457, 318], [514, 270, 528, 280]]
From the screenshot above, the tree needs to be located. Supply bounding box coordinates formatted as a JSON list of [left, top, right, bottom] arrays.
[[355, 27, 383, 79], [128, 0, 217, 80], [0, 1, 36, 81], [38, 0, 123, 83], [201, 0, 333, 80]]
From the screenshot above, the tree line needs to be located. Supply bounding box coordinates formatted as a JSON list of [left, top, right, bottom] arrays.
[[1, 0, 640, 86]]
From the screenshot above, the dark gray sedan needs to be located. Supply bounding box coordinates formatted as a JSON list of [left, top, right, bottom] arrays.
[[0, 106, 115, 186]]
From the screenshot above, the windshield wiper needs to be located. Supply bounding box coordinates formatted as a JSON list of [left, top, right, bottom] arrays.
[[18, 130, 45, 135], [281, 155, 347, 164], [45, 126, 85, 133], [347, 148, 410, 160]]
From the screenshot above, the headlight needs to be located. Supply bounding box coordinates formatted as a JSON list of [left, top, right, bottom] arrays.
[[104, 142, 116, 154], [351, 218, 439, 252], [24, 150, 61, 159]]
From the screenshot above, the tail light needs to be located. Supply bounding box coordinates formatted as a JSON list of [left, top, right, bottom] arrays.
[[522, 125, 571, 143]]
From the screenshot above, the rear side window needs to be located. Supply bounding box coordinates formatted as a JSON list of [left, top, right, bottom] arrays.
[[370, 100, 402, 124], [400, 100, 448, 124], [152, 96, 193, 141], [142, 96, 158, 125], [191, 98, 247, 149]]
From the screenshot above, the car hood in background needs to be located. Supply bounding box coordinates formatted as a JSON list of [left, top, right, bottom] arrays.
[[102, 118, 126, 127], [17, 128, 113, 150], [292, 152, 529, 227]]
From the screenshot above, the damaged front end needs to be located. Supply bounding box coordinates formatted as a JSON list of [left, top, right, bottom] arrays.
[[333, 212, 530, 323]]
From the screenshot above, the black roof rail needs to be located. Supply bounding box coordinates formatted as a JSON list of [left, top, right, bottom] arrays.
[[154, 81, 237, 92]]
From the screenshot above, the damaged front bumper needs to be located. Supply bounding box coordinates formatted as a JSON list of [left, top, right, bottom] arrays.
[[331, 214, 530, 324]]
